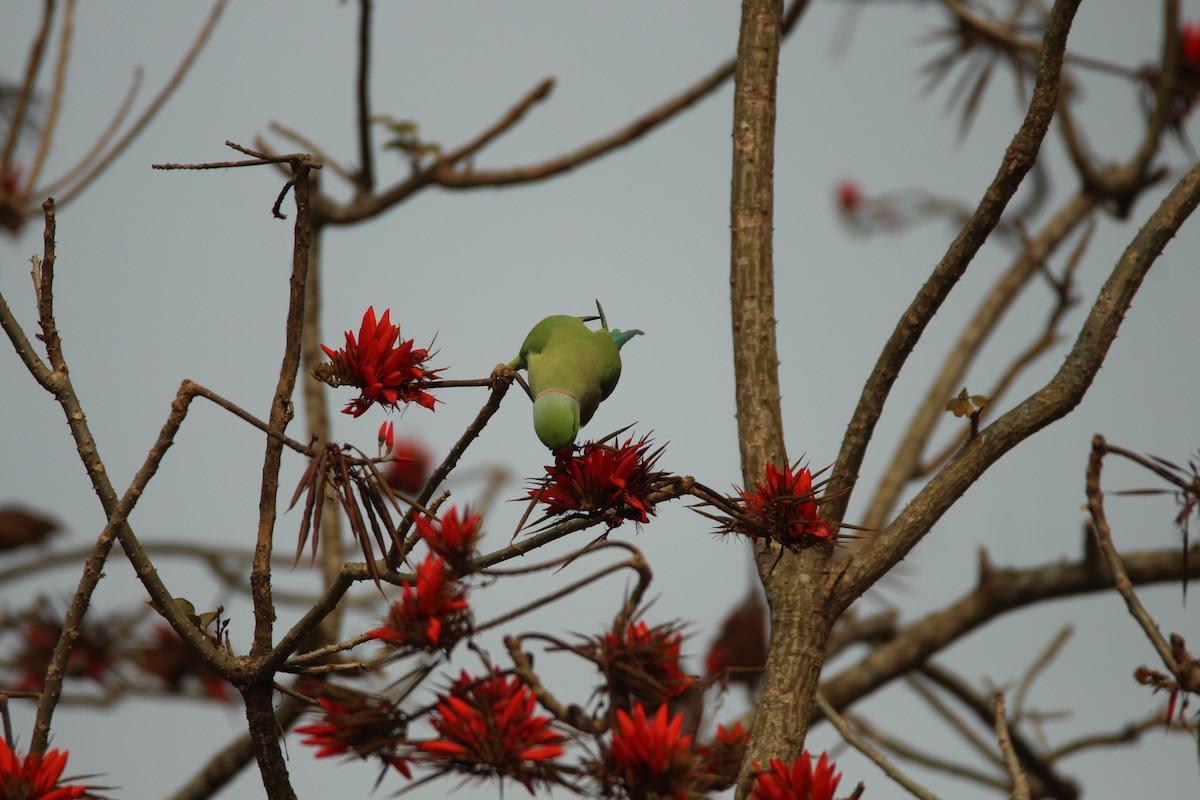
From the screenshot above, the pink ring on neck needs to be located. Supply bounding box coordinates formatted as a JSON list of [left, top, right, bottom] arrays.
[[535, 389, 579, 401]]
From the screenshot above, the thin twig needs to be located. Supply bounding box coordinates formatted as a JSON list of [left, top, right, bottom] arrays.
[[23, 0, 74, 196], [846, 713, 1009, 790], [313, 0, 812, 226], [1086, 435, 1180, 671], [994, 693, 1032, 800], [37, 67, 142, 196], [0, 0, 55, 179], [55, 0, 229, 206], [1013, 626, 1073, 722], [816, 693, 942, 800], [354, 0, 374, 195]]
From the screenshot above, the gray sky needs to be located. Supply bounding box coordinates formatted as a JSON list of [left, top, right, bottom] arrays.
[[2, 1, 1198, 798]]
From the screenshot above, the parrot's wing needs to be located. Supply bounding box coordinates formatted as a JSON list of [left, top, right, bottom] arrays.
[[509, 315, 576, 370], [598, 355, 622, 403]]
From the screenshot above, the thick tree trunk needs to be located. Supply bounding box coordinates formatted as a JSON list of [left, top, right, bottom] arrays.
[[727, 1, 837, 796]]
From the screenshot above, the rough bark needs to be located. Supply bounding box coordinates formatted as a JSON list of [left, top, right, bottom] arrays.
[[727, 0, 838, 794]]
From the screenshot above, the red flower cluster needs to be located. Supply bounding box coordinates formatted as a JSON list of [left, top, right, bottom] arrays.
[[724, 461, 836, 549], [318, 307, 440, 417], [697, 723, 751, 794], [4, 602, 133, 691], [416, 506, 482, 574], [752, 752, 842, 800], [419, 670, 565, 793], [136, 624, 231, 701], [704, 592, 767, 693], [607, 703, 700, 800], [295, 683, 412, 777], [532, 434, 663, 528], [600, 620, 695, 704], [0, 739, 90, 800], [369, 554, 470, 651]]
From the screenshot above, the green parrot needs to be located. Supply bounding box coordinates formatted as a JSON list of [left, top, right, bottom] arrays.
[[509, 304, 643, 450]]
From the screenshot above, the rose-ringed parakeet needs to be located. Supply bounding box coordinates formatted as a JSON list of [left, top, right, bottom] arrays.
[[509, 304, 642, 450]]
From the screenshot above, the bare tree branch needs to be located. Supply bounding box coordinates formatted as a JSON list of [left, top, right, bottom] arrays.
[[824, 0, 1083, 534], [835, 152, 1200, 605]]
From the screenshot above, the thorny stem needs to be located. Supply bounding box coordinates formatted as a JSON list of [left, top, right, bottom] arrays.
[[388, 365, 516, 565], [249, 152, 319, 658]]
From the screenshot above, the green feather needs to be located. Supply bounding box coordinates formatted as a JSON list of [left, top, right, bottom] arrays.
[[509, 308, 643, 449]]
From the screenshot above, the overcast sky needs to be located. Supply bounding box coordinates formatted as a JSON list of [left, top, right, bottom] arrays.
[[2, 2, 1199, 798]]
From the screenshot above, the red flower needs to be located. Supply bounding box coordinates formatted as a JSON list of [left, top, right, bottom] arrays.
[[385, 437, 433, 495], [0, 739, 90, 800], [600, 620, 696, 704], [1157, 21, 1200, 128], [416, 506, 482, 574], [377, 420, 395, 451], [135, 624, 231, 701], [704, 591, 767, 693], [368, 554, 471, 651], [296, 682, 412, 777], [1181, 22, 1200, 75], [834, 179, 865, 216], [608, 703, 702, 800], [2, 164, 23, 198], [532, 434, 664, 528], [418, 670, 565, 793], [695, 722, 751, 792], [317, 307, 441, 417], [752, 752, 842, 800], [723, 461, 835, 549]]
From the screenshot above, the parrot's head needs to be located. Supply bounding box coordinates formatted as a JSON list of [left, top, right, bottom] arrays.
[[532, 390, 581, 450]]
